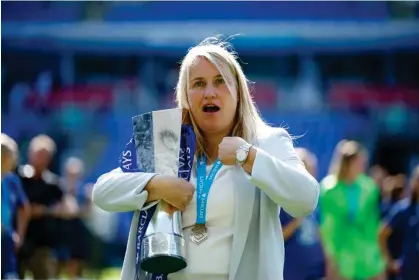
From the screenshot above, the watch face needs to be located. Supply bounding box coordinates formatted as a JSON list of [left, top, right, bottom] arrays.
[[237, 150, 247, 162]]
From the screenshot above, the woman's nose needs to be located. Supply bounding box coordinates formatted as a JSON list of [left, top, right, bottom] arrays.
[[203, 85, 217, 99]]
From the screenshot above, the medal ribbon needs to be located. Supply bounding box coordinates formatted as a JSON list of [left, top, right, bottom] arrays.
[[195, 156, 223, 225]]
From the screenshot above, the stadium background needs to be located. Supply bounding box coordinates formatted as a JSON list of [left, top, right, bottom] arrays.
[[1, 1, 419, 279]]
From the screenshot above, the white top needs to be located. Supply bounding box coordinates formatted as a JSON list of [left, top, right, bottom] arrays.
[[170, 163, 236, 280]]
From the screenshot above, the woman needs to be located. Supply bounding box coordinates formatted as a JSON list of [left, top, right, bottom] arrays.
[[319, 140, 385, 280], [92, 37, 319, 280], [281, 148, 325, 280]]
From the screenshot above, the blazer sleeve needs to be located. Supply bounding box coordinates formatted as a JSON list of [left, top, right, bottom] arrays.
[[248, 128, 320, 217], [92, 168, 159, 212]]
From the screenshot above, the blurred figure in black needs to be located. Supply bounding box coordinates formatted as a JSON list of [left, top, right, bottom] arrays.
[[55, 156, 92, 280], [17, 134, 77, 279], [379, 174, 406, 280], [379, 166, 419, 280]]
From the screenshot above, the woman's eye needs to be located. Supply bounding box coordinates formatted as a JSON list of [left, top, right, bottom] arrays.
[[215, 78, 225, 85], [193, 81, 204, 87]]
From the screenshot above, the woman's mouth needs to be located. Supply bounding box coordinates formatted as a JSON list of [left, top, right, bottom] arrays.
[[202, 105, 220, 113]]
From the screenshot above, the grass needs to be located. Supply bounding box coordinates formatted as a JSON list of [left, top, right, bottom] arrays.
[[96, 268, 122, 280]]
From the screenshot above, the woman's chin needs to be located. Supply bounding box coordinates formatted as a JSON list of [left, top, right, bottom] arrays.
[[199, 122, 231, 136], [200, 126, 221, 135]]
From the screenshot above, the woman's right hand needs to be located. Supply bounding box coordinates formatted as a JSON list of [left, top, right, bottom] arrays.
[[145, 174, 195, 211]]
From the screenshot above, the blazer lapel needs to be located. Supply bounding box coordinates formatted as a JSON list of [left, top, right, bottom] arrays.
[[229, 166, 256, 280]]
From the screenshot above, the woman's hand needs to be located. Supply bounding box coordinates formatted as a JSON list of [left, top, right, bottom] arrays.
[[145, 175, 195, 211], [219, 137, 257, 174], [218, 137, 248, 165]]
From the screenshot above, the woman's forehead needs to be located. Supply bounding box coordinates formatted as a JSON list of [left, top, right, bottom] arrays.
[[188, 57, 221, 78], [189, 56, 235, 84]]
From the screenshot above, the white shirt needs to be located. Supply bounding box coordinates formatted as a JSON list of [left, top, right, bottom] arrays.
[[170, 163, 236, 280]]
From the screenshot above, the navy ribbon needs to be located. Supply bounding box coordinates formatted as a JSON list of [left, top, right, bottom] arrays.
[[119, 125, 196, 280]]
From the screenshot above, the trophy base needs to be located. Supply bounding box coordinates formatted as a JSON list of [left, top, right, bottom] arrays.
[[141, 254, 187, 274], [141, 232, 187, 274]]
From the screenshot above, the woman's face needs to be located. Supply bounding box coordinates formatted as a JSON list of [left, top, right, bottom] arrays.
[[186, 57, 238, 136], [348, 152, 367, 179]]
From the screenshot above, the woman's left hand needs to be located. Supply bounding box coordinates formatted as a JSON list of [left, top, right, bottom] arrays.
[[218, 137, 249, 165]]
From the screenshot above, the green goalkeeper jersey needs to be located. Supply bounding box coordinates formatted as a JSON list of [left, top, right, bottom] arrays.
[[319, 174, 385, 279]]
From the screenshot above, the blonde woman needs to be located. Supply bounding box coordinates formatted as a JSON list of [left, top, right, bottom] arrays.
[[92, 37, 320, 280], [319, 140, 385, 280]]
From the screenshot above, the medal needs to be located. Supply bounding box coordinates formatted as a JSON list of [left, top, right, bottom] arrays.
[[192, 156, 222, 246], [190, 224, 208, 245]]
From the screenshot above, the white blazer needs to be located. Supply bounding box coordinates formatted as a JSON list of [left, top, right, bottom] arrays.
[[92, 127, 320, 280]]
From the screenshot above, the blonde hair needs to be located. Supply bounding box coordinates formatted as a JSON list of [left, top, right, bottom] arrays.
[[332, 140, 366, 181], [328, 139, 347, 174], [175, 36, 268, 157], [29, 134, 56, 155], [1, 133, 18, 162]]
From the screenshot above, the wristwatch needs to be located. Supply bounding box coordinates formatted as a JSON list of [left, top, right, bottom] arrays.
[[235, 143, 252, 165]]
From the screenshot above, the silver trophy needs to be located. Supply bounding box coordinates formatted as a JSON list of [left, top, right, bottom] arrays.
[[132, 108, 192, 274]]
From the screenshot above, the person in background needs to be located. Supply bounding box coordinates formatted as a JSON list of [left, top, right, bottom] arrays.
[[378, 175, 406, 280], [369, 165, 406, 279], [0, 134, 31, 256], [319, 140, 385, 280], [380, 174, 406, 217], [2, 133, 30, 279], [280, 148, 325, 280], [56, 156, 92, 280], [369, 164, 388, 192], [378, 165, 419, 280], [17, 134, 77, 280]]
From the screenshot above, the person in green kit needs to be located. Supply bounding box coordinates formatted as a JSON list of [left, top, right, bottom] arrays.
[[319, 140, 385, 280]]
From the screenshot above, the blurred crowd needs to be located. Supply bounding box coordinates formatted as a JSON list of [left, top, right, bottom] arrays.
[[281, 142, 418, 280], [2, 130, 418, 280], [1, 131, 136, 280], [1, 133, 95, 279]]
